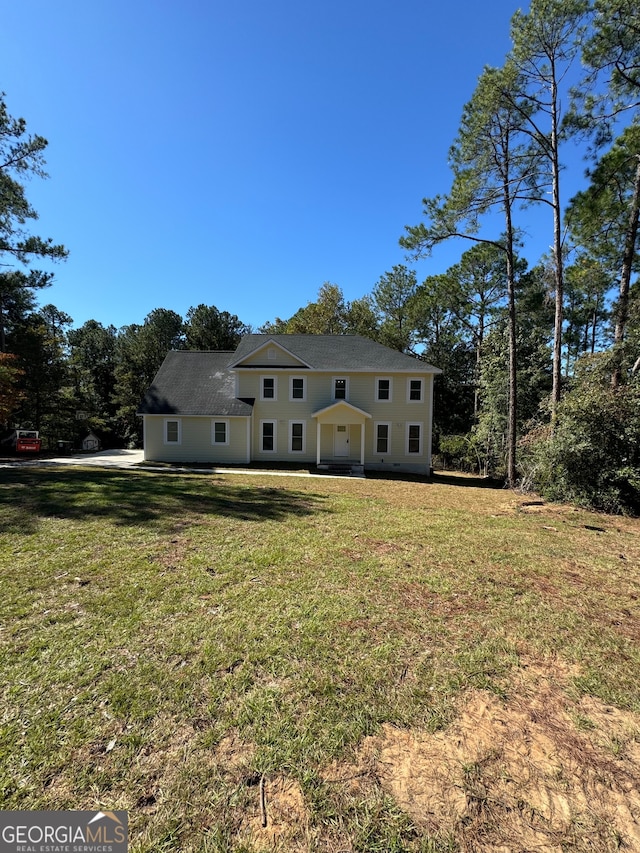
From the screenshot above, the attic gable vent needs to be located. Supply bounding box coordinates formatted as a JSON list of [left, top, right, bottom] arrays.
[[268, 348, 277, 360]]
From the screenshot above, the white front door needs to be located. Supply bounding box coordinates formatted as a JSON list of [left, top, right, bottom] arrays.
[[334, 424, 349, 457]]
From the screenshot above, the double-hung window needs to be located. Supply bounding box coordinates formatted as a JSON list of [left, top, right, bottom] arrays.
[[333, 377, 348, 400], [376, 377, 392, 402], [290, 376, 306, 401], [212, 420, 229, 445], [261, 420, 277, 452], [408, 378, 423, 402], [164, 418, 181, 445], [261, 376, 277, 401], [375, 422, 391, 454], [406, 423, 423, 455], [289, 421, 305, 453]]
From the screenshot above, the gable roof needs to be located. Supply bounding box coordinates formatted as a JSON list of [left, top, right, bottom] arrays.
[[137, 351, 254, 417], [229, 336, 314, 369], [231, 334, 441, 373], [312, 400, 372, 420], [138, 336, 442, 418]]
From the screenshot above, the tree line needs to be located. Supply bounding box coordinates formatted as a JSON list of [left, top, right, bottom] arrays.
[[1, 0, 639, 512]]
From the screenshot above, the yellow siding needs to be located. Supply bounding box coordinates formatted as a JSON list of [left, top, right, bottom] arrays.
[[144, 370, 434, 472], [143, 416, 249, 464], [240, 370, 434, 469], [252, 412, 317, 463], [236, 345, 306, 368]]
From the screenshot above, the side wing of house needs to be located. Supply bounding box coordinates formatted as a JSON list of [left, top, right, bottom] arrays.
[[138, 351, 253, 464]]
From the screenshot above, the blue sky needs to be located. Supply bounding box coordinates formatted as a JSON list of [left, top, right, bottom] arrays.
[[3, 0, 582, 332]]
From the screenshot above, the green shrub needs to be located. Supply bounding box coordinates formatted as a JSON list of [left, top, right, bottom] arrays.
[[438, 434, 479, 471], [520, 363, 640, 515]]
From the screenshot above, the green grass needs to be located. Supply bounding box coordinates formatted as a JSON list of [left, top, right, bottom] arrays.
[[1, 467, 639, 851]]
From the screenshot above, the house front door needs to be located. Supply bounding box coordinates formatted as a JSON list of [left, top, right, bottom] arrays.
[[334, 424, 349, 457]]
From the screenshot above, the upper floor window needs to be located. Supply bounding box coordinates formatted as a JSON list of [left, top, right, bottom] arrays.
[[408, 378, 423, 402], [376, 378, 392, 401], [290, 376, 306, 401], [164, 418, 181, 445], [261, 376, 277, 400], [333, 377, 348, 400]]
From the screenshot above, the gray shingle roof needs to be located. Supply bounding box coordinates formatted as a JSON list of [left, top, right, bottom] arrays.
[[138, 336, 441, 417], [232, 334, 441, 372], [137, 351, 254, 416]]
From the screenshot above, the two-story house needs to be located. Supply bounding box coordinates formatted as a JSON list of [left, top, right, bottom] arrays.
[[138, 334, 441, 474]]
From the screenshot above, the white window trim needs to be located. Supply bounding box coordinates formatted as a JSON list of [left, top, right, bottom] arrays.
[[332, 376, 349, 401], [164, 418, 182, 445], [407, 377, 424, 403], [406, 421, 423, 455], [288, 420, 306, 454], [376, 376, 393, 402], [260, 375, 278, 401], [289, 375, 306, 402], [211, 419, 230, 446], [374, 421, 392, 455], [260, 419, 277, 453]]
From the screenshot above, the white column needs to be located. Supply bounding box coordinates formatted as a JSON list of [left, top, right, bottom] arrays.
[[426, 374, 434, 472], [316, 421, 321, 467]]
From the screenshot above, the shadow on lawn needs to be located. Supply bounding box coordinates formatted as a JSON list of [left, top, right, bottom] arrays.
[[0, 468, 330, 533], [431, 471, 505, 489]]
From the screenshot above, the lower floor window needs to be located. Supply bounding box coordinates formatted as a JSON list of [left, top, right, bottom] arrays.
[[212, 420, 228, 445], [164, 419, 181, 444], [375, 422, 390, 454], [290, 421, 305, 452], [407, 423, 422, 454], [261, 420, 276, 452]]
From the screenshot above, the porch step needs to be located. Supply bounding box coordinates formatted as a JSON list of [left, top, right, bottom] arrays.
[[318, 462, 365, 477]]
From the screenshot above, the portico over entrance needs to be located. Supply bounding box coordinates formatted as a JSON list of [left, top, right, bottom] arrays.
[[312, 400, 371, 467]]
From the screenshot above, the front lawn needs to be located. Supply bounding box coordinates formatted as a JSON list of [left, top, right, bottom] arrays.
[[1, 467, 639, 851]]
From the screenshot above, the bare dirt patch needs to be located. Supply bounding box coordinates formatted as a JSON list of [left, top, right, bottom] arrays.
[[214, 729, 256, 778], [325, 657, 640, 852], [237, 775, 310, 852]]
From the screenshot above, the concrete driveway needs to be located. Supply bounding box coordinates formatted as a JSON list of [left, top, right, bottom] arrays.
[[50, 449, 145, 467], [0, 449, 145, 469], [0, 449, 345, 478]]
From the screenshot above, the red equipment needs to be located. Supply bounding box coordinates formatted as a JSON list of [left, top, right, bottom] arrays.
[[15, 430, 41, 453]]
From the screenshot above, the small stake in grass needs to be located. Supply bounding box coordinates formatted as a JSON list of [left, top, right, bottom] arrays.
[[259, 774, 267, 828]]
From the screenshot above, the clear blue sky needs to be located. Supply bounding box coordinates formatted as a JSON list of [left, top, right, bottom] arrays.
[[3, 0, 581, 332]]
